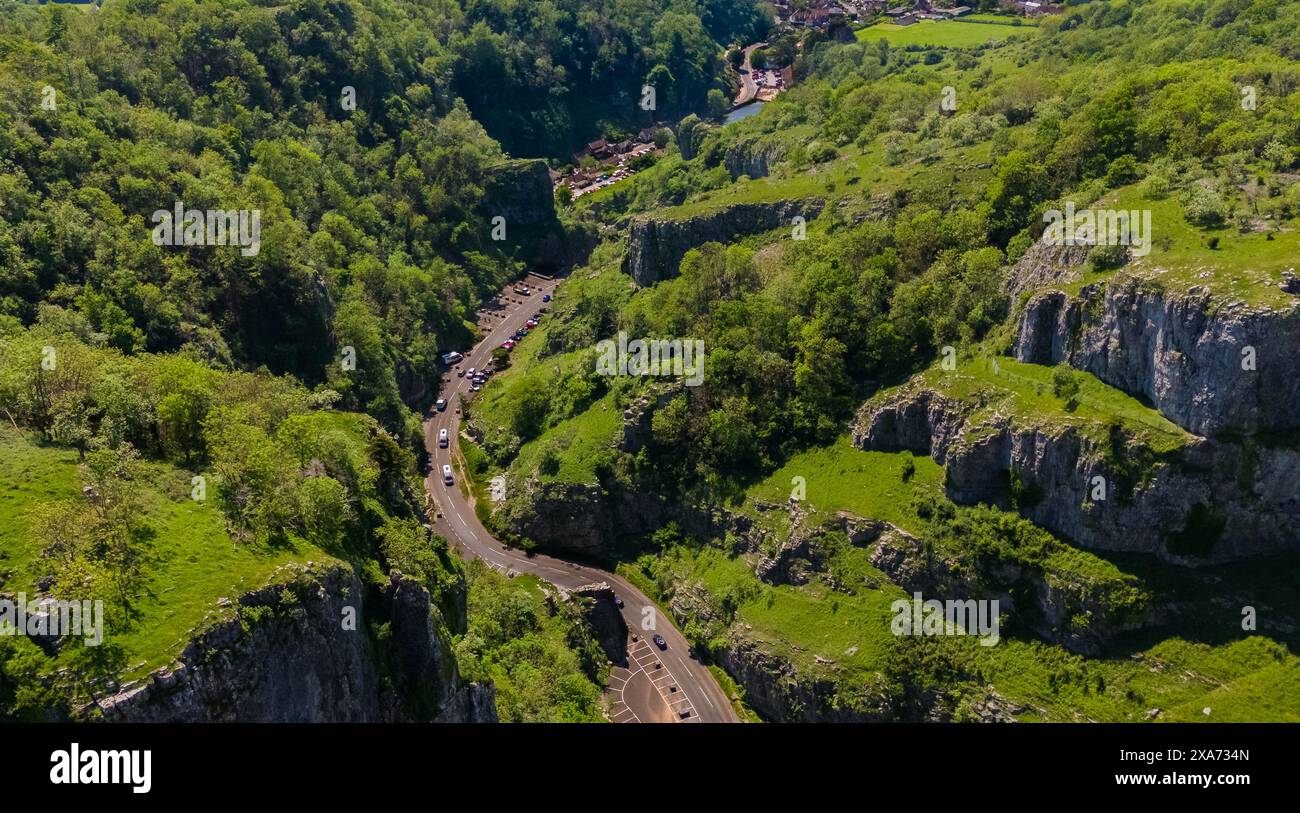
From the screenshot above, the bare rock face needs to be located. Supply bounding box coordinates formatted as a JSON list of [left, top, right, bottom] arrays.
[[622, 198, 826, 286], [383, 570, 463, 715], [98, 563, 381, 722], [1004, 239, 1093, 301], [98, 563, 496, 723], [1014, 277, 1300, 437], [854, 386, 1300, 564], [564, 582, 628, 666], [723, 136, 785, 180]]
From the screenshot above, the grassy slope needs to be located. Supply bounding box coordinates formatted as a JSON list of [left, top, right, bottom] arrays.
[[471, 303, 623, 485], [0, 427, 326, 678], [1058, 186, 1300, 310]]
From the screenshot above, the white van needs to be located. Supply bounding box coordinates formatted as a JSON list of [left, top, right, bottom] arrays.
[[438, 428, 449, 448], [442, 464, 453, 485], [441, 351, 463, 365]]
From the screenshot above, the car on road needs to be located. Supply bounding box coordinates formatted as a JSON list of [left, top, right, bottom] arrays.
[[466, 367, 475, 377], [441, 464, 453, 485], [542, 294, 551, 302], [438, 428, 448, 448], [436, 398, 447, 411], [456, 368, 464, 377], [614, 596, 624, 608], [653, 634, 667, 650]]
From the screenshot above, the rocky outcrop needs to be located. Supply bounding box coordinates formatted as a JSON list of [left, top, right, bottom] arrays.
[[713, 634, 891, 723], [98, 562, 495, 723], [383, 570, 467, 716], [481, 158, 574, 269], [496, 479, 613, 558], [565, 582, 628, 666], [1004, 238, 1093, 301], [482, 158, 556, 227], [868, 531, 1157, 656], [1013, 276, 1300, 437], [723, 137, 785, 180], [854, 385, 1300, 563], [622, 198, 826, 286], [755, 510, 898, 586]]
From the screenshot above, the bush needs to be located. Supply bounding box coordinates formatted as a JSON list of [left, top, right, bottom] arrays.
[[1180, 183, 1227, 228], [1088, 242, 1129, 272], [1051, 364, 1080, 409]]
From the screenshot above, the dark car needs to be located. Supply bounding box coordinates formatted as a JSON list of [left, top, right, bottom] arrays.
[[542, 294, 551, 302], [614, 596, 624, 609], [653, 634, 667, 650]]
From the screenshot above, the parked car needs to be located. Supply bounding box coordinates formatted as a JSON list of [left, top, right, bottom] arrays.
[[456, 368, 465, 378], [502, 340, 515, 349], [436, 398, 447, 411], [442, 464, 453, 485], [653, 634, 667, 650], [542, 294, 551, 302], [525, 319, 538, 328], [614, 596, 624, 609], [469, 383, 480, 392], [466, 367, 475, 377], [438, 428, 449, 448]]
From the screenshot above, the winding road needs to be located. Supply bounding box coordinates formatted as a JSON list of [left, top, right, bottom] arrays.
[[422, 274, 740, 723]]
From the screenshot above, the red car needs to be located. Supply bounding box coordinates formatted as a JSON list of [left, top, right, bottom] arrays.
[[502, 340, 515, 349]]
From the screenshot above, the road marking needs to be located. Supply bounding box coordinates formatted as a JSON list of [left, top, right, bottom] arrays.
[[625, 639, 698, 722]]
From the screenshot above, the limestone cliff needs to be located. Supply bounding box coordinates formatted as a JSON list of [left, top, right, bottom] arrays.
[[622, 198, 825, 286], [481, 158, 573, 269], [97, 562, 496, 723], [1012, 274, 1300, 438], [853, 384, 1300, 563]]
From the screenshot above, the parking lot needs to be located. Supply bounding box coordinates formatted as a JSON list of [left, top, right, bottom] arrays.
[[605, 637, 700, 723]]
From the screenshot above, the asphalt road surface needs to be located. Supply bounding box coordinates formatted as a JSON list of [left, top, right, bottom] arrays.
[[423, 274, 740, 724]]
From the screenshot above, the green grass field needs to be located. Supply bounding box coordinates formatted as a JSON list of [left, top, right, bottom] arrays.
[[856, 19, 1036, 48]]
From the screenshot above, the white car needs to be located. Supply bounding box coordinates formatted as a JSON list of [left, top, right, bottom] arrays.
[[438, 428, 449, 448], [442, 464, 453, 485]]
